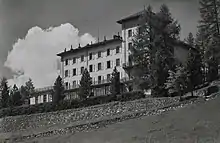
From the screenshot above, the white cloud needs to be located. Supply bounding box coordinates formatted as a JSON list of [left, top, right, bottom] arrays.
[[4, 23, 96, 88]]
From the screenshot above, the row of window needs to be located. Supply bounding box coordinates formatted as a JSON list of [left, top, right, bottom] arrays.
[[65, 59, 121, 77], [30, 94, 52, 105], [65, 73, 114, 88], [65, 46, 121, 66]]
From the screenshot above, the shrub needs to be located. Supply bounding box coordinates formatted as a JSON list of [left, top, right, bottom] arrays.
[[116, 91, 145, 101], [206, 85, 219, 96], [0, 91, 145, 118]]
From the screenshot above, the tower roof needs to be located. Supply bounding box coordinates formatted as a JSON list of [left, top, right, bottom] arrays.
[[117, 10, 145, 24]]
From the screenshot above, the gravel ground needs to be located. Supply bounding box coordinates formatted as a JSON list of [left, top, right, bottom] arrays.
[[1, 97, 178, 133], [20, 95, 220, 143]]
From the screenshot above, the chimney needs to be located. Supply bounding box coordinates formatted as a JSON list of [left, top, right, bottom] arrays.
[[91, 41, 93, 44], [70, 45, 73, 50], [78, 44, 81, 48], [104, 36, 106, 41], [64, 48, 66, 52]]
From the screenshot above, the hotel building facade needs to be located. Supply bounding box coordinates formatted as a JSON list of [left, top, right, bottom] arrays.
[[29, 10, 194, 105]]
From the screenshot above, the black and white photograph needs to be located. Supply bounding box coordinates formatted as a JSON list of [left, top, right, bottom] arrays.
[[0, 0, 220, 142]]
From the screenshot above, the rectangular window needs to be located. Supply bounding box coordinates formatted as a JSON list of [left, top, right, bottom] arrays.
[[107, 74, 111, 82], [89, 53, 93, 60], [81, 55, 84, 62], [116, 58, 120, 66], [128, 29, 132, 37], [107, 49, 110, 56], [89, 65, 93, 72], [107, 61, 111, 69], [116, 46, 120, 54], [65, 59, 68, 66], [81, 67, 84, 74], [98, 51, 101, 58], [43, 95, 47, 103], [65, 70, 68, 77], [73, 81, 76, 88], [73, 68, 76, 76], [98, 63, 102, 71], [72, 57, 76, 64], [128, 42, 132, 50], [138, 27, 142, 35], [65, 82, 68, 89], [98, 76, 102, 84]]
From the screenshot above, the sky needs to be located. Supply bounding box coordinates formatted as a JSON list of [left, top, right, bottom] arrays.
[[0, 0, 200, 88]]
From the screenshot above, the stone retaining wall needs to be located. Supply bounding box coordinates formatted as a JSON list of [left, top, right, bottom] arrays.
[[0, 97, 179, 133]]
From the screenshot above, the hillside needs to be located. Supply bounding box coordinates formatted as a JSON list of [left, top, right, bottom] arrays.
[[21, 95, 220, 143]]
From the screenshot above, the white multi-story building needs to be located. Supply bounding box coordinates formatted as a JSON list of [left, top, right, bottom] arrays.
[[29, 10, 197, 104], [57, 35, 130, 98]]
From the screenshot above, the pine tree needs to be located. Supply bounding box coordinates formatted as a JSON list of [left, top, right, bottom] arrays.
[[20, 85, 28, 104], [185, 32, 195, 46], [110, 67, 121, 95], [199, 0, 220, 37], [195, 29, 207, 82], [198, 0, 220, 81], [25, 78, 35, 97], [130, 5, 154, 90], [185, 33, 203, 88], [0, 77, 10, 108], [206, 35, 219, 81], [11, 84, 22, 106], [185, 49, 198, 96], [151, 4, 181, 97], [165, 65, 188, 97], [130, 4, 180, 97], [53, 75, 65, 104], [78, 69, 92, 99]]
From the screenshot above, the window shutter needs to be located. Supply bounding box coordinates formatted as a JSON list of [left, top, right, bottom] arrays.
[[93, 65, 95, 72]]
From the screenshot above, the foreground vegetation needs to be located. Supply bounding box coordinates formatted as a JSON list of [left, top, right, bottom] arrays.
[[0, 91, 144, 118]]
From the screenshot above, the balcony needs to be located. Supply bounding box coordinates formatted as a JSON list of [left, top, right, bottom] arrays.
[[34, 86, 54, 92], [65, 77, 132, 90], [64, 84, 80, 90], [33, 77, 133, 93]]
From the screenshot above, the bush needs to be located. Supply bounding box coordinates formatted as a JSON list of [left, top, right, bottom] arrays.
[[117, 91, 145, 101], [205, 85, 219, 96], [0, 91, 145, 118]]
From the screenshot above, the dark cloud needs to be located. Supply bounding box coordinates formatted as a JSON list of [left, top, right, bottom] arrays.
[[0, 0, 200, 78]]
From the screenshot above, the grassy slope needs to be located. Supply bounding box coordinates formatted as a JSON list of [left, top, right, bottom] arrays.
[[23, 95, 220, 143]]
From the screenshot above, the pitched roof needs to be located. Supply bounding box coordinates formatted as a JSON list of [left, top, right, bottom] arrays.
[[117, 10, 145, 24], [173, 40, 199, 53]]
